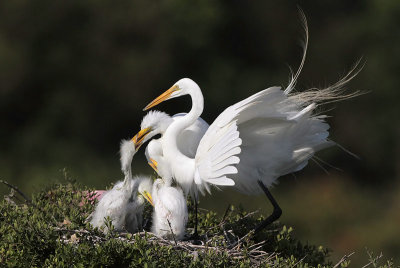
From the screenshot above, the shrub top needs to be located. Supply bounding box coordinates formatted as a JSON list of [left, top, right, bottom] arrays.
[[0, 181, 394, 267]]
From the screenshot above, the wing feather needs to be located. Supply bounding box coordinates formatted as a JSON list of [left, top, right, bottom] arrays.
[[212, 156, 240, 171], [190, 85, 333, 195], [230, 88, 334, 194]]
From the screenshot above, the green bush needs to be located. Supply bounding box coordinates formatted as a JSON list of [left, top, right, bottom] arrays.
[[0, 181, 396, 267]]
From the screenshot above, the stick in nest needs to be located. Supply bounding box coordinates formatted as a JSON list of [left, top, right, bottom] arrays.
[[1, 179, 31, 203], [166, 219, 178, 246]]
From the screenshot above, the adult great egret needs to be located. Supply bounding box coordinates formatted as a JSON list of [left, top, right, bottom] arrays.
[[89, 140, 153, 233], [142, 27, 361, 233]]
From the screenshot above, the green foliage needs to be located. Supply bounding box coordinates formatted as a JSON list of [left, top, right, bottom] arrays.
[[0, 182, 397, 267]]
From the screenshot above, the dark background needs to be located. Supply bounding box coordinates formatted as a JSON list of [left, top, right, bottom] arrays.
[[1, 0, 399, 265]]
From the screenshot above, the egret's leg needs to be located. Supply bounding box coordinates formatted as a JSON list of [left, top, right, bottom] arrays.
[[188, 198, 201, 243], [194, 200, 198, 236], [254, 180, 282, 233]]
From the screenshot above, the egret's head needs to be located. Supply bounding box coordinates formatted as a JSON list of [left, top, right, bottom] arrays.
[[147, 153, 173, 181], [132, 111, 173, 150], [120, 139, 136, 174], [144, 78, 199, 110], [136, 176, 154, 207]]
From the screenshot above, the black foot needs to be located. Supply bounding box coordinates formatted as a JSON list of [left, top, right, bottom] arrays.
[[253, 180, 282, 233], [189, 231, 200, 240], [183, 231, 202, 245], [190, 233, 202, 245]]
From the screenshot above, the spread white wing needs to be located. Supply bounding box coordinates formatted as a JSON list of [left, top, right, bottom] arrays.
[[231, 87, 333, 194], [194, 86, 333, 195], [193, 88, 285, 193]]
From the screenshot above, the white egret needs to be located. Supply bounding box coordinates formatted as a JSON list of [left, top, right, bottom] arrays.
[[132, 136, 189, 241], [150, 175, 188, 240], [132, 110, 209, 237], [130, 113, 190, 240], [89, 140, 153, 233], [142, 16, 361, 233], [138, 127, 188, 241], [132, 110, 208, 157], [90, 111, 203, 235], [134, 135, 188, 240]]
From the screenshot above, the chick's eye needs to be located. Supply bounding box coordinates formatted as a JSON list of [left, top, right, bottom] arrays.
[[153, 134, 161, 140]]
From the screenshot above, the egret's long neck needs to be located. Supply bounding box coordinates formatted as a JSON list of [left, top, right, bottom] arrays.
[[163, 176, 173, 187], [122, 159, 133, 190], [164, 86, 204, 160]]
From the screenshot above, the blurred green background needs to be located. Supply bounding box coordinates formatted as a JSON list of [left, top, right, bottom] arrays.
[[1, 0, 399, 265]]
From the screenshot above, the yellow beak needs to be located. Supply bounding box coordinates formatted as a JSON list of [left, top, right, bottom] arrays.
[[148, 158, 158, 172], [132, 127, 151, 150], [142, 190, 154, 207], [143, 85, 179, 111]]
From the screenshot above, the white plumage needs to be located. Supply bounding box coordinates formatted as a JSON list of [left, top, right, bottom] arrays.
[[145, 139, 172, 179], [132, 110, 209, 187], [142, 17, 360, 198], [151, 177, 188, 240], [89, 178, 134, 232], [89, 140, 153, 233], [135, 112, 198, 240], [127, 14, 362, 235], [134, 110, 209, 159], [143, 74, 357, 196]]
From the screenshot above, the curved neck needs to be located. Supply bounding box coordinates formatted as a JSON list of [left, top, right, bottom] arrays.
[[164, 85, 204, 160], [122, 158, 133, 189], [164, 170, 175, 185]]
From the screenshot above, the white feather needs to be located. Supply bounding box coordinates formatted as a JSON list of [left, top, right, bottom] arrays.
[[151, 179, 188, 240], [90, 139, 153, 233], [120, 139, 136, 175]]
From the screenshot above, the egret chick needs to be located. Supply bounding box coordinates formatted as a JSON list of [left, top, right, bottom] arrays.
[[125, 175, 153, 232], [151, 177, 188, 240], [89, 140, 153, 233], [136, 125, 188, 240]]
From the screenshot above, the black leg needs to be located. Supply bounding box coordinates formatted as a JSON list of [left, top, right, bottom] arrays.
[[194, 199, 198, 236], [254, 180, 282, 233], [187, 198, 201, 244]]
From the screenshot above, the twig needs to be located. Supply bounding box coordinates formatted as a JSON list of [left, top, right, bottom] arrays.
[[220, 204, 232, 224], [239, 210, 259, 221], [53, 226, 272, 264], [231, 229, 255, 250], [248, 240, 267, 252], [0, 179, 31, 202], [333, 252, 355, 268], [166, 219, 178, 246], [291, 255, 307, 267], [361, 252, 383, 268]]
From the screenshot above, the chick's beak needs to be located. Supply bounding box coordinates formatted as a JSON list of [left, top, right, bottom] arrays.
[[148, 158, 158, 172], [132, 127, 151, 150], [143, 85, 179, 111], [142, 190, 154, 207]]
